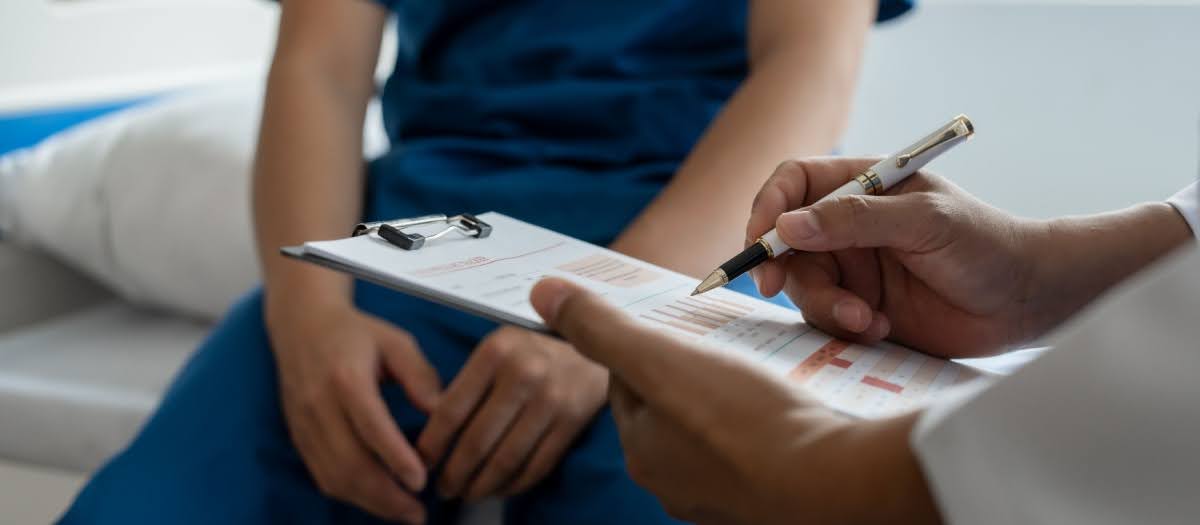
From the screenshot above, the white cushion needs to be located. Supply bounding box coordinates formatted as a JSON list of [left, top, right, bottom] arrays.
[[0, 80, 387, 320], [0, 303, 207, 472]]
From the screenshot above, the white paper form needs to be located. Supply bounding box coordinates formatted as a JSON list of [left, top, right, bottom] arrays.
[[294, 212, 981, 418]]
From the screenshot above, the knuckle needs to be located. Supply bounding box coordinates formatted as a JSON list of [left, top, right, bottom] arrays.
[[511, 357, 549, 384], [330, 365, 359, 393], [776, 158, 804, 176], [537, 385, 570, 409], [841, 194, 873, 227], [481, 336, 516, 362], [923, 192, 955, 223]]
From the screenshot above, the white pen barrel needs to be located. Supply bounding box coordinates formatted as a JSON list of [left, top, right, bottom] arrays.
[[823, 179, 868, 200], [760, 229, 790, 258]]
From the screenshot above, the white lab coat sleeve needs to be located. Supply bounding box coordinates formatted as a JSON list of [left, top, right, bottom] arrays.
[[1166, 181, 1198, 238], [910, 245, 1200, 525]]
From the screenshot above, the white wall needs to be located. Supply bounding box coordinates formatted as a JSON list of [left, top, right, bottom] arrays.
[[843, 3, 1200, 218], [0, 0, 279, 112]]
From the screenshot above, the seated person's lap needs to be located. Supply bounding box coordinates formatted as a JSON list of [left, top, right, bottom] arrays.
[[61, 281, 679, 524]]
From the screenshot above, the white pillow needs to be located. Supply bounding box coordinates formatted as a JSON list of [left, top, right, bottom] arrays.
[[0, 80, 388, 321]]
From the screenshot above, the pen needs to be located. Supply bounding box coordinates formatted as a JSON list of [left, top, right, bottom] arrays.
[[692, 114, 975, 296]]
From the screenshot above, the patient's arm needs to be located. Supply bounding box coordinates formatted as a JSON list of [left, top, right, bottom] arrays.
[[253, 1, 383, 311], [610, 0, 878, 276], [252, 3, 439, 522]]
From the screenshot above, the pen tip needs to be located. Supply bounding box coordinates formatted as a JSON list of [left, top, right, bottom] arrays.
[[692, 269, 728, 297]]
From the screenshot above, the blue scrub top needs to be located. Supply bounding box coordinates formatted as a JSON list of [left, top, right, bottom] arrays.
[[366, 0, 913, 244]]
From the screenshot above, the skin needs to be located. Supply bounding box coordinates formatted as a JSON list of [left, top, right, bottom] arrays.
[[527, 157, 1194, 524], [253, 1, 877, 522]]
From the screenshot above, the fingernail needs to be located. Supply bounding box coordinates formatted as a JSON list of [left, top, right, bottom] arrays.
[[408, 469, 427, 492], [832, 300, 868, 332], [777, 211, 821, 243], [535, 280, 571, 322]]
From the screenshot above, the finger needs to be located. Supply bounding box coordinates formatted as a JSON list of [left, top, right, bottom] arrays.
[[345, 467, 428, 525], [334, 363, 428, 492], [530, 278, 680, 397], [437, 378, 527, 498], [755, 256, 788, 297], [775, 191, 950, 254], [416, 346, 498, 467], [783, 254, 890, 343], [830, 248, 883, 309], [502, 419, 584, 496], [462, 395, 556, 501], [606, 378, 644, 448], [530, 278, 726, 431], [373, 321, 442, 413], [747, 158, 880, 242], [314, 400, 426, 523]]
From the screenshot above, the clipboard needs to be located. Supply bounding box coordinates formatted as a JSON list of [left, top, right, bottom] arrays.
[[281, 211, 984, 420], [282, 212, 548, 333]]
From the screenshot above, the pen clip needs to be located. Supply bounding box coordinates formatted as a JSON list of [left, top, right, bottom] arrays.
[[895, 115, 974, 168]]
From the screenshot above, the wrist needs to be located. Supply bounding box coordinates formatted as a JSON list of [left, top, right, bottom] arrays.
[[263, 272, 356, 337], [1022, 202, 1192, 339]]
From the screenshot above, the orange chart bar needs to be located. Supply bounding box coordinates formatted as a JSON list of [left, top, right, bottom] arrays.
[[558, 254, 662, 287], [640, 293, 755, 336], [640, 314, 707, 336], [861, 375, 903, 394], [788, 339, 850, 383]]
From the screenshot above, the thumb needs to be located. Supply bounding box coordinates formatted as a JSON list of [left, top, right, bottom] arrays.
[[530, 278, 769, 433], [776, 192, 950, 253], [530, 278, 682, 401]]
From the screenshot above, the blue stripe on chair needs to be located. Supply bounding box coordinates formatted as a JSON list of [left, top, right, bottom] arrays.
[[0, 97, 154, 157]]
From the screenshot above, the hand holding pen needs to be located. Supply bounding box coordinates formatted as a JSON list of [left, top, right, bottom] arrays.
[[694, 115, 975, 296], [723, 115, 1063, 358]]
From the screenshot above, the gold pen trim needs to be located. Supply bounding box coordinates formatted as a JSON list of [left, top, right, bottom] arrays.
[[854, 169, 883, 195], [896, 115, 974, 168], [756, 237, 775, 258]]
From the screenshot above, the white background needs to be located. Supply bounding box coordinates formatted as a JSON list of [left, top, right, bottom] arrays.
[[0, 0, 1197, 218]]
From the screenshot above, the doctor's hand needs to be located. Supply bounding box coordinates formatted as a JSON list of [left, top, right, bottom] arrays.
[[266, 302, 440, 525], [748, 158, 1192, 358], [748, 158, 1046, 357], [529, 278, 941, 525], [416, 325, 607, 501]]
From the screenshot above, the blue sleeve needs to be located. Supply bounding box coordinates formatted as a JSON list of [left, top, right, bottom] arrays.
[[876, 0, 914, 23]]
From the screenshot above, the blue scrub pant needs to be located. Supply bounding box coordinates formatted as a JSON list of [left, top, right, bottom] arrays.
[[60, 274, 780, 524]]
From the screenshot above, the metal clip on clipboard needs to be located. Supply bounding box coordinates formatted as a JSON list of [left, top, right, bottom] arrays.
[[352, 213, 492, 250]]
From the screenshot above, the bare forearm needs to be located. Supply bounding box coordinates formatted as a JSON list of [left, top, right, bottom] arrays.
[[254, 63, 372, 314], [611, 0, 875, 276], [252, 1, 386, 324]]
